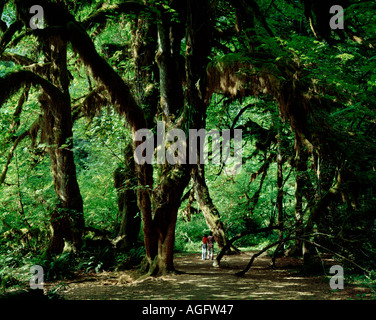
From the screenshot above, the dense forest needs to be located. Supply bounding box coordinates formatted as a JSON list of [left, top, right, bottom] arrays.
[[0, 0, 376, 299]]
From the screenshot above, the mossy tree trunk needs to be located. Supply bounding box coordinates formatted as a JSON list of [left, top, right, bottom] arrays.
[[276, 126, 284, 253], [144, 166, 191, 275], [114, 142, 140, 249], [140, 2, 189, 275], [192, 165, 230, 251], [292, 138, 307, 256], [40, 35, 84, 254], [141, 0, 212, 275]]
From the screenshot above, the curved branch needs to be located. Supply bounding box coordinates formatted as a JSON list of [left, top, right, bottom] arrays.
[[235, 232, 371, 277], [66, 21, 146, 132], [235, 236, 292, 276], [0, 70, 64, 109], [0, 52, 52, 77], [11, 0, 146, 131], [0, 52, 35, 66], [0, 20, 23, 54], [214, 225, 280, 267], [71, 85, 107, 122]]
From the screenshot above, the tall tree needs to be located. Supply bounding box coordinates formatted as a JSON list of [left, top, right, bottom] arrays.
[[0, 0, 85, 253], [41, 34, 84, 254]]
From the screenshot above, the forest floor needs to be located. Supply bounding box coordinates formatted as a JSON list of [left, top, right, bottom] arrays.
[[48, 251, 375, 300]]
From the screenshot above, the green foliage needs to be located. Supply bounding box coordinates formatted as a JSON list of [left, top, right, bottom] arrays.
[[34, 252, 76, 281], [77, 248, 112, 273], [0, 0, 376, 294], [175, 212, 208, 252], [0, 2, 16, 26], [0, 247, 27, 290]]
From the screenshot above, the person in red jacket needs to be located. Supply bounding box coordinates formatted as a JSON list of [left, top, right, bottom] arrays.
[[207, 232, 215, 260], [202, 234, 208, 260]]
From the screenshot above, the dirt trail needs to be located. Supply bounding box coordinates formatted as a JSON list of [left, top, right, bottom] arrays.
[[51, 251, 373, 300]]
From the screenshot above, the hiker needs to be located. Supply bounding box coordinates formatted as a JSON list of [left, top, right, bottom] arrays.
[[202, 234, 208, 260], [207, 232, 215, 260]]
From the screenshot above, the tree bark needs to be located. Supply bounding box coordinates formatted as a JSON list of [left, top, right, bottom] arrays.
[[130, 15, 158, 127], [292, 137, 307, 255], [114, 142, 140, 249], [40, 35, 84, 254], [139, 164, 190, 275], [139, 2, 189, 275], [141, 0, 212, 275], [276, 128, 284, 252], [192, 165, 230, 251]]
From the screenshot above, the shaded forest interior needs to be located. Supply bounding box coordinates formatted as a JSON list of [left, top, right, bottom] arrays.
[[0, 0, 376, 297]]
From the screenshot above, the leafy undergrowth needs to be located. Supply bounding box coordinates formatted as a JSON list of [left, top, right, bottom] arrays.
[[0, 242, 145, 299]]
